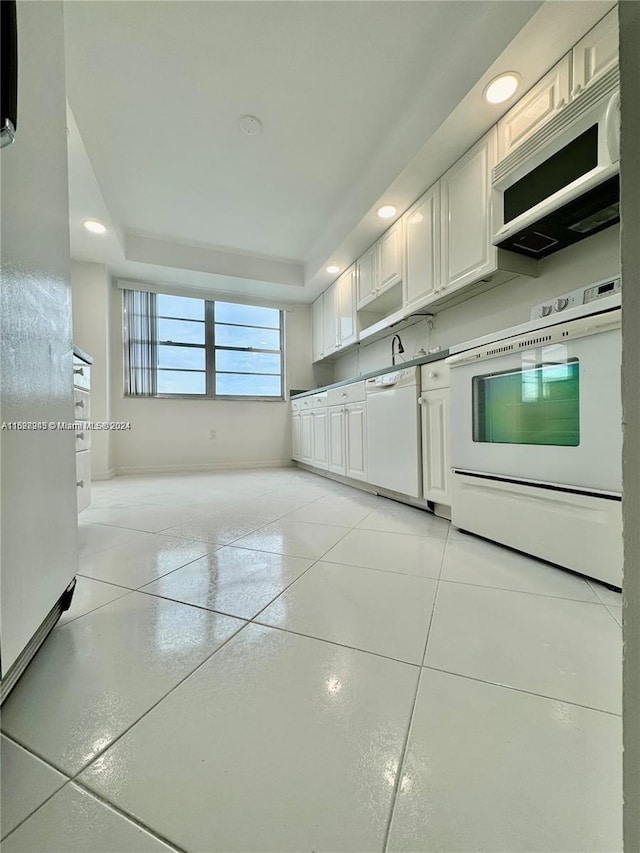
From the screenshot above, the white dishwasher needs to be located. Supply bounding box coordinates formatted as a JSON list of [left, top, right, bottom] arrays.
[[365, 367, 422, 498]]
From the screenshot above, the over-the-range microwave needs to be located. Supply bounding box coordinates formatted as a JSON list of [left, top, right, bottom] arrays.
[[492, 66, 620, 259]]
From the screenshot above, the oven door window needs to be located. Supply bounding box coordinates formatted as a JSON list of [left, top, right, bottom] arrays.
[[472, 350, 580, 446]]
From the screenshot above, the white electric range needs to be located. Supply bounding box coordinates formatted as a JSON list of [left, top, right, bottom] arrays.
[[446, 276, 622, 587]]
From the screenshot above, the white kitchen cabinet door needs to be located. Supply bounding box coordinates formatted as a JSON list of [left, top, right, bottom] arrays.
[[440, 127, 497, 295], [421, 388, 451, 505], [312, 295, 324, 362], [328, 406, 346, 475], [300, 411, 314, 463], [336, 266, 357, 348], [291, 412, 301, 461], [356, 244, 377, 310], [312, 409, 329, 470], [497, 56, 571, 160], [345, 403, 367, 481], [323, 282, 338, 356], [376, 219, 403, 296], [404, 182, 440, 311], [572, 7, 618, 98]]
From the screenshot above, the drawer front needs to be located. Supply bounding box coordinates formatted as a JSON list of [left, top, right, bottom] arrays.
[[300, 397, 313, 411], [73, 388, 90, 419], [312, 394, 328, 408], [76, 450, 91, 513], [73, 363, 90, 390], [291, 399, 302, 412], [327, 381, 366, 406], [421, 361, 450, 391], [75, 423, 91, 452]]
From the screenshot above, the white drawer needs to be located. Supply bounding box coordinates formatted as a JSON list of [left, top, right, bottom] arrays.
[[75, 423, 91, 452], [73, 362, 90, 390], [291, 399, 302, 412], [312, 393, 328, 408], [73, 388, 90, 419], [327, 381, 366, 406], [299, 396, 314, 410], [421, 361, 450, 391], [76, 449, 91, 513]]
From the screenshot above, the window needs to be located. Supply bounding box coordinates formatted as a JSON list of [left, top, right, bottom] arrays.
[[123, 289, 284, 399]]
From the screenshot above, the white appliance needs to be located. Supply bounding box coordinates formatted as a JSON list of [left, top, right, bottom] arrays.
[[447, 277, 622, 586], [365, 367, 421, 498], [1, 3, 78, 703], [492, 66, 619, 259]]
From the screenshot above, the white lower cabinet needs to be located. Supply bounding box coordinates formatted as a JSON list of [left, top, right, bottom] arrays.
[[345, 403, 367, 481], [300, 410, 314, 464], [312, 408, 329, 470], [420, 389, 451, 505], [420, 362, 451, 507], [326, 402, 367, 481], [291, 410, 301, 461], [328, 406, 346, 474]]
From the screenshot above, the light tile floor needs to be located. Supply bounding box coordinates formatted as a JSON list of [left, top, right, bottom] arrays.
[[1, 468, 622, 852]]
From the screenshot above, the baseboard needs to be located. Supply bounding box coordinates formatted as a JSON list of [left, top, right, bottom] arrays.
[[92, 468, 116, 481], [114, 460, 294, 476]]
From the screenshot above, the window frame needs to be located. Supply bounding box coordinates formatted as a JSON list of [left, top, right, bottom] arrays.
[[125, 292, 286, 402]]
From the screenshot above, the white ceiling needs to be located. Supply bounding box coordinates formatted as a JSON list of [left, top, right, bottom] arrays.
[[64, 0, 614, 303]]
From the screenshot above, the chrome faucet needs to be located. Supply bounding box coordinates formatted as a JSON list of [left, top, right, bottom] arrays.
[[391, 334, 405, 366]]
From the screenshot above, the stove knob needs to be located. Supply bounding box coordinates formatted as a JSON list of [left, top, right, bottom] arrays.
[[540, 304, 552, 317], [554, 298, 569, 311]]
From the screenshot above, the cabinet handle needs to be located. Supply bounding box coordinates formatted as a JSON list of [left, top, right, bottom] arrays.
[[76, 432, 84, 440], [557, 98, 566, 108], [418, 396, 425, 405], [75, 399, 84, 408], [73, 367, 84, 376], [429, 371, 437, 379], [76, 479, 84, 488], [572, 84, 582, 97], [341, 392, 347, 398]]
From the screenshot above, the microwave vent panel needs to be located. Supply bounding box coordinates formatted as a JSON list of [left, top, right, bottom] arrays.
[[493, 64, 619, 184]]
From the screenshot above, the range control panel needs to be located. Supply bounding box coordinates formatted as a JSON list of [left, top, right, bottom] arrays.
[[530, 277, 621, 321]]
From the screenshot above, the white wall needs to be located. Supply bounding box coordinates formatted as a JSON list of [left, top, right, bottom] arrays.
[[619, 3, 640, 848], [0, 2, 77, 673], [107, 283, 315, 474], [70, 261, 113, 478], [333, 226, 620, 380]]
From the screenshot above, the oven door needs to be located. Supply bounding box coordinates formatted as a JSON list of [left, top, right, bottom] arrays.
[[449, 317, 621, 494]]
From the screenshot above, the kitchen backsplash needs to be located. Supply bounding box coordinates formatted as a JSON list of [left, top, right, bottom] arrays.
[[333, 225, 620, 382]]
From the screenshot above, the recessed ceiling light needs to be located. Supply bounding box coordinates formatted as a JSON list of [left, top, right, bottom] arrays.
[[84, 219, 107, 235], [238, 115, 262, 135], [484, 73, 520, 105], [377, 204, 397, 219], [326, 265, 340, 275]]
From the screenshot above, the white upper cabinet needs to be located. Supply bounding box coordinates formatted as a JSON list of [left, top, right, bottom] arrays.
[[312, 294, 324, 362], [497, 57, 571, 161], [323, 282, 338, 355], [336, 265, 357, 348], [440, 127, 497, 295], [376, 219, 403, 296], [356, 244, 377, 310], [403, 182, 440, 311], [572, 7, 618, 98]]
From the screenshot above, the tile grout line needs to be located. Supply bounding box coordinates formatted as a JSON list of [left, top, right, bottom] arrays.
[[66, 617, 253, 782], [73, 778, 188, 853], [0, 773, 185, 853], [382, 521, 451, 852], [56, 503, 381, 845], [420, 663, 623, 718]]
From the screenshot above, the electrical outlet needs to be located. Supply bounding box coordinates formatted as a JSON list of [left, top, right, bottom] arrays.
[[209, 429, 217, 440]]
